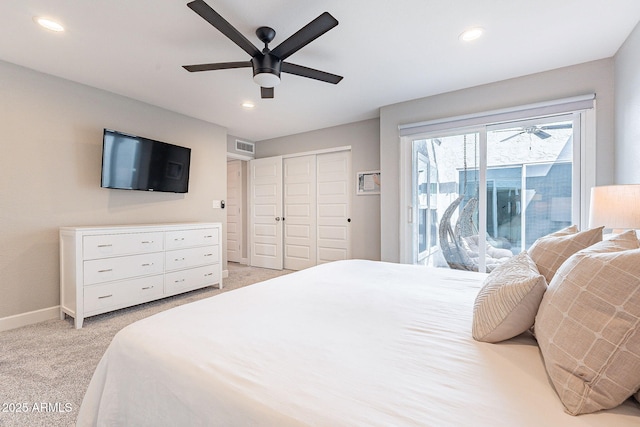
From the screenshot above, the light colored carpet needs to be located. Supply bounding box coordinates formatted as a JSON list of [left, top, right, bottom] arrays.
[[0, 263, 291, 427]]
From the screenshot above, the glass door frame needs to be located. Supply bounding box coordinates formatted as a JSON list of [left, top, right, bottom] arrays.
[[414, 151, 441, 265], [399, 110, 595, 269]]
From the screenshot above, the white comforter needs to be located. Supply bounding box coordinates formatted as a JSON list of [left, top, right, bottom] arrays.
[[77, 260, 639, 426]]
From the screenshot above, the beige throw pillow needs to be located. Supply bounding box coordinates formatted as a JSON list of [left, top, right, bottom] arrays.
[[550, 224, 579, 236], [472, 251, 547, 343], [528, 226, 603, 284], [534, 231, 640, 415]]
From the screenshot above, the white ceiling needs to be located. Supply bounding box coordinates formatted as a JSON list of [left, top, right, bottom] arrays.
[[1, 1, 639, 141]]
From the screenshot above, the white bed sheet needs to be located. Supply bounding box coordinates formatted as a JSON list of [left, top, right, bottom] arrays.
[[77, 260, 640, 426]]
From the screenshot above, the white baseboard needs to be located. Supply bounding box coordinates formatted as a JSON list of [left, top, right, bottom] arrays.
[[0, 306, 60, 332]]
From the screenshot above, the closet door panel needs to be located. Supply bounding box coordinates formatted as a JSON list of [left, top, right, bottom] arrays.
[[283, 155, 317, 271], [317, 151, 351, 264], [249, 156, 283, 269]]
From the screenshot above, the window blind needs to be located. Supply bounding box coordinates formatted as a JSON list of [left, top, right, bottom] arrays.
[[398, 94, 595, 137]]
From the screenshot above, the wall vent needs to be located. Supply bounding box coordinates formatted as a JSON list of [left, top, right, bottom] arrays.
[[235, 140, 255, 154]]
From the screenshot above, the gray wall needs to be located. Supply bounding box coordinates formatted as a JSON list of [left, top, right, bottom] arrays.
[[0, 60, 228, 320], [379, 59, 615, 262], [615, 21, 640, 182], [256, 118, 381, 261]]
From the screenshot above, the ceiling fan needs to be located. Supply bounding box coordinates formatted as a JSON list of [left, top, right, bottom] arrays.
[[182, 0, 343, 99], [498, 124, 572, 142]]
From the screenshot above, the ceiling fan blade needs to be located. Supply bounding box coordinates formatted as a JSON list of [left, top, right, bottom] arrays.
[[261, 87, 274, 99], [282, 62, 343, 84], [500, 132, 525, 142], [533, 129, 552, 139], [270, 12, 338, 60], [183, 61, 252, 72], [540, 124, 573, 130], [187, 0, 261, 57]]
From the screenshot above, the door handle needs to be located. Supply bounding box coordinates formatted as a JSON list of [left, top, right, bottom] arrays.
[[275, 217, 281, 221]]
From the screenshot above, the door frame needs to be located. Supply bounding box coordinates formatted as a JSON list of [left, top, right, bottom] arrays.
[[226, 152, 253, 265], [226, 159, 243, 263], [399, 110, 595, 266]]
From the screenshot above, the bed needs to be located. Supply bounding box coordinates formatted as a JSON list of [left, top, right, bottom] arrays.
[[77, 259, 640, 426]]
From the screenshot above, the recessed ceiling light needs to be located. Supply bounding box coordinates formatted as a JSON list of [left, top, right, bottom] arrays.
[[459, 27, 484, 42], [34, 17, 65, 32], [242, 102, 255, 109]]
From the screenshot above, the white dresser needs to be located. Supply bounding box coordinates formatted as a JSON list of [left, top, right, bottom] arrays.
[[59, 222, 222, 329]]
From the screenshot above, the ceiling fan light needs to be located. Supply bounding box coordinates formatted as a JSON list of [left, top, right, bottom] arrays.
[[253, 72, 281, 88]]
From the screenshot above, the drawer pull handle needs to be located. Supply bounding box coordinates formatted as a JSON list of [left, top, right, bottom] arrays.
[[174, 279, 185, 283], [97, 244, 113, 248], [141, 286, 154, 290], [174, 238, 185, 241], [98, 294, 113, 299], [141, 263, 154, 267], [141, 240, 154, 244], [204, 253, 213, 257], [175, 257, 185, 262], [204, 235, 213, 238], [98, 269, 113, 273], [204, 273, 213, 277]]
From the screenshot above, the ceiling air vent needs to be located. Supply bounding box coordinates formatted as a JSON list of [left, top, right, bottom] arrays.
[[235, 140, 255, 154]]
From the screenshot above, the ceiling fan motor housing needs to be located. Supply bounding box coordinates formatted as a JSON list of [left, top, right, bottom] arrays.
[[252, 54, 282, 87]]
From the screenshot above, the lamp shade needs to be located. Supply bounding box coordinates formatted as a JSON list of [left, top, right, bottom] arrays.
[[588, 184, 640, 230]]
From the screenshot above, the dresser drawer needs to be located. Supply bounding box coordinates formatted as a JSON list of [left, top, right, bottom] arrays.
[[83, 232, 164, 260], [84, 252, 164, 285], [165, 245, 220, 271], [165, 228, 219, 250], [165, 264, 220, 295], [84, 275, 164, 315]]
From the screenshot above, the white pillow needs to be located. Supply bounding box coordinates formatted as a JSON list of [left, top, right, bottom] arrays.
[[472, 251, 547, 343]]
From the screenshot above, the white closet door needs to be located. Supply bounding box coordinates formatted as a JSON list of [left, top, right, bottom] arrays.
[[226, 160, 242, 263], [283, 155, 317, 271], [249, 156, 283, 269], [316, 151, 351, 264]]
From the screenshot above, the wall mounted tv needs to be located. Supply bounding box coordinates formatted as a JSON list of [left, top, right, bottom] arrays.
[[101, 129, 191, 193]]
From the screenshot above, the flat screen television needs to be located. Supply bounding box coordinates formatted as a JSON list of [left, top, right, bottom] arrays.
[[101, 129, 191, 193]]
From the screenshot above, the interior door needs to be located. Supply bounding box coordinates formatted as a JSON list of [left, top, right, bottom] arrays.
[[316, 151, 351, 264], [283, 155, 317, 270], [249, 156, 283, 269], [226, 160, 242, 263]]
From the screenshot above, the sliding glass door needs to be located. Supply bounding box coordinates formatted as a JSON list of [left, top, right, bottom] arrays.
[[410, 113, 576, 272], [412, 132, 480, 269], [487, 116, 574, 252]]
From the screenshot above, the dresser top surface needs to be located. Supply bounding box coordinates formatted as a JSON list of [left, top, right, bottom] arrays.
[[60, 222, 221, 233]]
